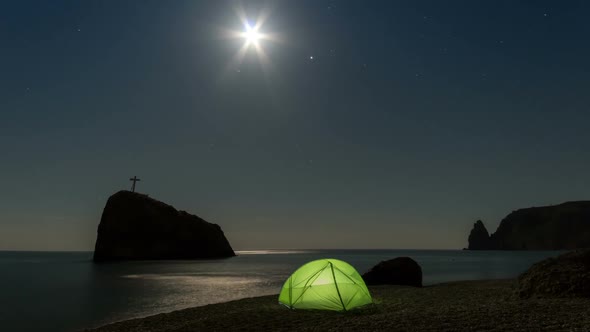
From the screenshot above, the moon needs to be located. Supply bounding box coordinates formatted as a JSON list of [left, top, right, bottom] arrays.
[[220, 6, 281, 78], [243, 24, 261, 45]]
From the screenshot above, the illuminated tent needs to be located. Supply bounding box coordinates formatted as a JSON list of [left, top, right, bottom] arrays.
[[278, 259, 373, 311]]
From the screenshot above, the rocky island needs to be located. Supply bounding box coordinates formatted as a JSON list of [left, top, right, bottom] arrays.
[[93, 191, 235, 262], [467, 201, 590, 250]]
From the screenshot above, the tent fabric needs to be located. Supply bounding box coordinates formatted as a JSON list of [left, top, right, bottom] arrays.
[[278, 258, 373, 311]]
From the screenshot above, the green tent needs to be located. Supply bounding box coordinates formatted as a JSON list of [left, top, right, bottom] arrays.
[[278, 258, 373, 311]]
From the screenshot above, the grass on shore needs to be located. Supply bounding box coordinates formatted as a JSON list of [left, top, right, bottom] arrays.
[[87, 279, 590, 332]]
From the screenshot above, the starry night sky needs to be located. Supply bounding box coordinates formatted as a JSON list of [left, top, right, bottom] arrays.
[[1, 0, 589, 250]]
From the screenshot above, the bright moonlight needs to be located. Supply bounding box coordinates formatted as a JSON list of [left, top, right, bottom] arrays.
[[243, 24, 261, 45]]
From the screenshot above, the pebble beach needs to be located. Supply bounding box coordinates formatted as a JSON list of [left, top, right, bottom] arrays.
[[87, 279, 590, 332]]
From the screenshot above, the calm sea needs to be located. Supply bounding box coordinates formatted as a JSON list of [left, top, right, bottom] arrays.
[[0, 249, 560, 332]]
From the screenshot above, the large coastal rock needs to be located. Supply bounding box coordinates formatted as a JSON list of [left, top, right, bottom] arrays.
[[93, 191, 235, 262], [517, 249, 590, 298], [467, 220, 493, 250], [467, 201, 590, 250], [362, 257, 422, 287]]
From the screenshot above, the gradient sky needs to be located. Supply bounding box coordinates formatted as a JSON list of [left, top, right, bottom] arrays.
[[1, 0, 589, 251]]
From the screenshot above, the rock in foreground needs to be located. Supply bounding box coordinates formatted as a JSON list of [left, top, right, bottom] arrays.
[[362, 257, 422, 287], [93, 191, 235, 262], [517, 249, 590, 299]]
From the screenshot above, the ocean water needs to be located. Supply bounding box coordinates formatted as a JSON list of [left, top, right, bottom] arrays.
[[0, 249, 560, 332]]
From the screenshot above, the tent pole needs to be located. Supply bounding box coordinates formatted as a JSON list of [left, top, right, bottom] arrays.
[[330, 262, 347, 311]]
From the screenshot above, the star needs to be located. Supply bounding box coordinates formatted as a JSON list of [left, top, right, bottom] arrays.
[[309, 56, 314, 60]]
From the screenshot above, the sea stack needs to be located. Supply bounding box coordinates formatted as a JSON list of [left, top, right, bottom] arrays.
[[467, 220, 493, 250], [93, 191, 235, 262]]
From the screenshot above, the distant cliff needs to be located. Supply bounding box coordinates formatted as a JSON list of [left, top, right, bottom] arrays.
[[467, 201, 590, 250], [94, 191, 235, 262]]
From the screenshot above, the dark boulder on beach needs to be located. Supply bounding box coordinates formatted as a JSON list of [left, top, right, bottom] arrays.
[[93, 191, 235, 262], [467, 220, 493, 250], [362, 257, 422, 287], [517, 249, 590, 298]]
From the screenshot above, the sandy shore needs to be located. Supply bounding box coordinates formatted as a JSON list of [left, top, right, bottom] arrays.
[[86, 280, 590, 331]]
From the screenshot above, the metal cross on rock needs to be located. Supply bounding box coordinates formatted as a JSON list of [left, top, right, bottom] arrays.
[[130, 176, 141, 192]]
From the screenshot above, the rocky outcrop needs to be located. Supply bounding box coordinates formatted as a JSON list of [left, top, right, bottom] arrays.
[[362, 257, 422, 287], [93, 191, 235, 262], [491, 201, 590, 250], [467, 201, 590, 250], [467, 220, 493, 250], [517, 249, 590, 298]]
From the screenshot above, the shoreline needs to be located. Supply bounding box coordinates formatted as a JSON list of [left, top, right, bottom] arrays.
[[85, 279, 590, 331]]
